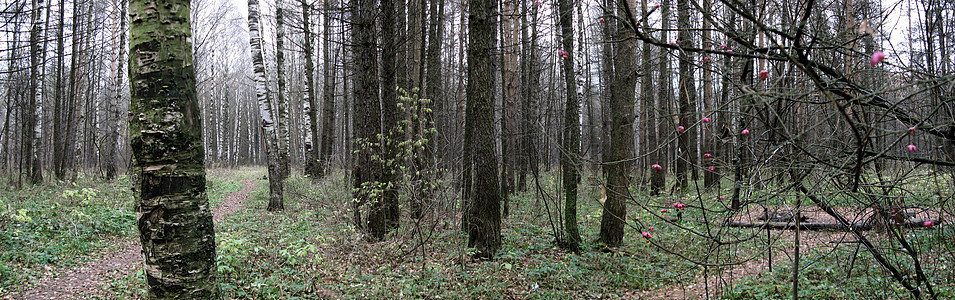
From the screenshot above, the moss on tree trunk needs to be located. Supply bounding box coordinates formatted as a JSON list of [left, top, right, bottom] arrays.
[[129, 0, 220, 297], [466, 0, 501, 259]]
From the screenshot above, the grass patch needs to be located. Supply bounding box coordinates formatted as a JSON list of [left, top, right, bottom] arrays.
[[0, 167, 261, 296], [723, 226, 955, 300], [212, 170, 708, 298], [0, 175, 135, 295]]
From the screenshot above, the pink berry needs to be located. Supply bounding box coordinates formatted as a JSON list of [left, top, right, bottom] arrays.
[[661, 208, 668, 213], [677, 126, 685, 133], [672, 202, 686, 210], [669, 41, 677, 46], [720, 44, 727, 49], [758, 70, 769, 80], [702, 117, 711, 123], [726, 49, 733, 53], [924, 220, 934, 227], [703, 153, 713, 158], [708, 166, 716, 172], [702, 57, 710, 63], [599, 18, 605, 23], [741, 129, 750, 135], [718, 196, 724, 200], [907, 144, 917, 152], [908, 127, 916, 133], [651, 164, 663, 171], [642, 231, 653, 241], [870, 51, 885, 67], [649, 226, 655, 232]]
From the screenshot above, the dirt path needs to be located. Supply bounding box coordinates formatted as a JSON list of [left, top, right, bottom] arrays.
[[10, 179, 257, 300]]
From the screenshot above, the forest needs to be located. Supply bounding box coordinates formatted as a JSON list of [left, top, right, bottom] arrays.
[[0, 0, 953, 297]]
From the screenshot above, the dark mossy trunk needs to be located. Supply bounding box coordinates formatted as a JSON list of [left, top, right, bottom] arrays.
[[129, 0, 220, 297], [676, 0, 698, 191], [557, 0, 580, 252], [598, 0, 635, 248], [318, 0, 337, 178], [352, 0, 387, 241], [381, 0, 401, 231], [466, 0, 501, 258]]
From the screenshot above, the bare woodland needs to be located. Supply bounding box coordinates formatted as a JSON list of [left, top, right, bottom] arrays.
[[0, 0, 954, 297]]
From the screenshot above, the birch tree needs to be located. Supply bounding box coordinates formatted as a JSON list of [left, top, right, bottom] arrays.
[[302, 0, 319, 178], [248, 0, 285, 211], [129, 0, 220, 296]]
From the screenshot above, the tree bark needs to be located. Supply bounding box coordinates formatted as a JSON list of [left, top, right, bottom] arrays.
[[599, 0, 636, 248], [675, 0, 697, 191], [25, 0, 44, 185], [352, 0, 387, 240], [107, 0, 127, 180], [466, 0, 502, 258], [52, 0, 66, 180], [302, 0, 320, 178], [275, 0, 291, 183], [557, 0, 580, 252], [318, 0, 337, 179], [248, 0, 284, 211], [381, 0, 401, 231], [129, 0, 220, 296]]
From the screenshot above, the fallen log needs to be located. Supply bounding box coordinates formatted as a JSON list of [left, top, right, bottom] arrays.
[[662, 216, 942, 231]]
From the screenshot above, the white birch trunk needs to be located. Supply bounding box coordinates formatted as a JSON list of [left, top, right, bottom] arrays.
[[248, 0, 284, 210]]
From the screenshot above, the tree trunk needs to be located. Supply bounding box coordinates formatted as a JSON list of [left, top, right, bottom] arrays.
[[275, 0, 291, 184], [248, 0, 284, 211], [557, 0, 580, 252], [598, 0, 636, 248], [701, 0, 717, 189], [381, 0, 401, 231], [352, 0, 386, 240], [107, 0, 127, 180], [655, 0, 672, 194], [129, 0, 220, 296], [675, 0, 697, 191], [52, 0, 66, 180], [318, 0, 337, 178], [302, 0, 320, 178], [466, 0, 502, 258], [642, 0, 661, 195], [25, 0, 44, 185]]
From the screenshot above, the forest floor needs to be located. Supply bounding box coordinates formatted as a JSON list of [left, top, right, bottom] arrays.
[[6, 174, 257, 300], [2, 169, 952, 299], [639, 204, 953, 299]]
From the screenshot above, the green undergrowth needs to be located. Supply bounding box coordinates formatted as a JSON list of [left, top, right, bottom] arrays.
[[90, 167, 261, 299], [724, 225, 955, 299], [207, 168, 261, 207], [0, 167, 260, 296], [212, 170, 707, 298], [0, 174, 136, 295]]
